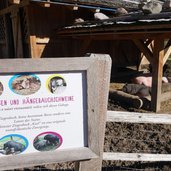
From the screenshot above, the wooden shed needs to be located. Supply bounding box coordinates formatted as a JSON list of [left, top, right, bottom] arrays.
[[0, 0, 140, 60], [58, 10, 171, 112]]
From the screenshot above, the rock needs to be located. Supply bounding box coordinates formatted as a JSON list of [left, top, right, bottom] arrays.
[[74, 18, 84, 23], [116, 7, 128, 16], [138, 0, 152, 9], [140, 1, 162, 14], [94, 12, 109, 20]]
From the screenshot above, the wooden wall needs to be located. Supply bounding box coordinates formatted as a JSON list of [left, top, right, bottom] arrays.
[[0, 1, 141, 71]]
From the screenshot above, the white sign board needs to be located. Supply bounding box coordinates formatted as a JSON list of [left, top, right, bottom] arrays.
[[0, 72, 87, 155], [0, 54, 111, 171]]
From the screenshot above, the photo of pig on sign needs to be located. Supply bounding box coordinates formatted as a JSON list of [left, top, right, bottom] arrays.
[[0, 82, 3, 96], [9, 73, 41, 96], [0, 134, 28, 155], [0, 72, 86, 156], [33, 132, 62, 152]]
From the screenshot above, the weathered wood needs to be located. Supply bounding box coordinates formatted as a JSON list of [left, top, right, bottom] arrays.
[[103, 152, 171, 162], [37, 2, 51, 8], [8, 0, 20, 4], [29, 35, 39, 58], [133, 39, 153, 64], [107, 111, 171, 124], [0, 0, 30, 16], [137, 40, 152, 70], [109, 90, 143, 109], [163, 44, 171, 65], [0, 148, 96, 171], [165, 39, 171, 49], [36, 37, 50, 44], [79, 39, 92, 56], [76, 54, 111, 171], [0, 54, 111, 171], [11, 9, 23, 57], [151, 38, 164, 112]]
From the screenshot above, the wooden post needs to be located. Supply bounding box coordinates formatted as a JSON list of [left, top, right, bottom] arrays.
[[151, 38, 164, 112], [29, 35, 40, 58], [79, 39, 92, 56], [76, 54, 111, 171], [9, 0, 20, 4], [163, 39, 171, 65], [11, 9, 23, 58]]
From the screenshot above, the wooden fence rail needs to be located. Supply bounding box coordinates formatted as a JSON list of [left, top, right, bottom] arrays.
[[103, 110, 171, 162], [107, 111, 171, 124]]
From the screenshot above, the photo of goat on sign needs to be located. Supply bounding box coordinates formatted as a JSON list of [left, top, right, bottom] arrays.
[[48, 75, 67, 94]]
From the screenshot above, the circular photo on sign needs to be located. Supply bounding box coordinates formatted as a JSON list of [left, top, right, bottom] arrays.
[[47, 75, 67, 94], [9, 73, 41, 95], [33, 132, 62, 152], [0, 134, 28, 155], [0, 82, 4, 96]]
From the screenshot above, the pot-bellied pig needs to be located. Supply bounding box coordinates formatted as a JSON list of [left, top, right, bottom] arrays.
[[34, 140, 48, 151], [122, 83, 151, 97], [132, 76, 168, 87], [44, 134, 60, 146], [3, 141, 26, 155]]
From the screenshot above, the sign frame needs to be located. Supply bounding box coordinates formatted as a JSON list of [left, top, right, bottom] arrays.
[[0, 54, 111, 171]]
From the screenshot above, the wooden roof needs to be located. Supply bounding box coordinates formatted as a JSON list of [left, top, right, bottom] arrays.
[[52, 0, 140, 9], [58, 12, 171, 39], [31, 0, 166, 11]]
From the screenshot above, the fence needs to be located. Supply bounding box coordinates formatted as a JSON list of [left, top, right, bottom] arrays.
[[103, 110, 171, 170]]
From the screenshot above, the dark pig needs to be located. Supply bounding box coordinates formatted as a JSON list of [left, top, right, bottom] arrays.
[[122, 83, 151, 97], [44, 134, 59, 146], [34, 140, 48, 151], [4, 141, 26, 154]]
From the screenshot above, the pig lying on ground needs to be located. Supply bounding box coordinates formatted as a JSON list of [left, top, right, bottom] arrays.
[[132, 76, 168, 87], [3, 141, 26, 155], [122, 83, 151, 97]]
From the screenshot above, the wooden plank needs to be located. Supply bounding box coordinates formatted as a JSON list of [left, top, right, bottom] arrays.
[[0, 55, 111, 171], [151, 38, 165, 112], [137, 40, 152, 70], [76, 54, 111, 171], [0, 0, 30, 16], [37, 2, 51, 7], [30, 35, 39, 58], [58, 24, 171, 38], [62, 32, 171, 42], [9, 0, 20, 4], [103, 152, 171, 162], [0, 147, 97, 171], [133, 39, 153, 64], [11, 10, 24, 57], [163, 44, 171, 65], [0, 57, 100, 72], [36, 37, 50, 44], [107, 111, 171, 124], [165, 39, 171, 49], [79, 39, 92, 56]]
